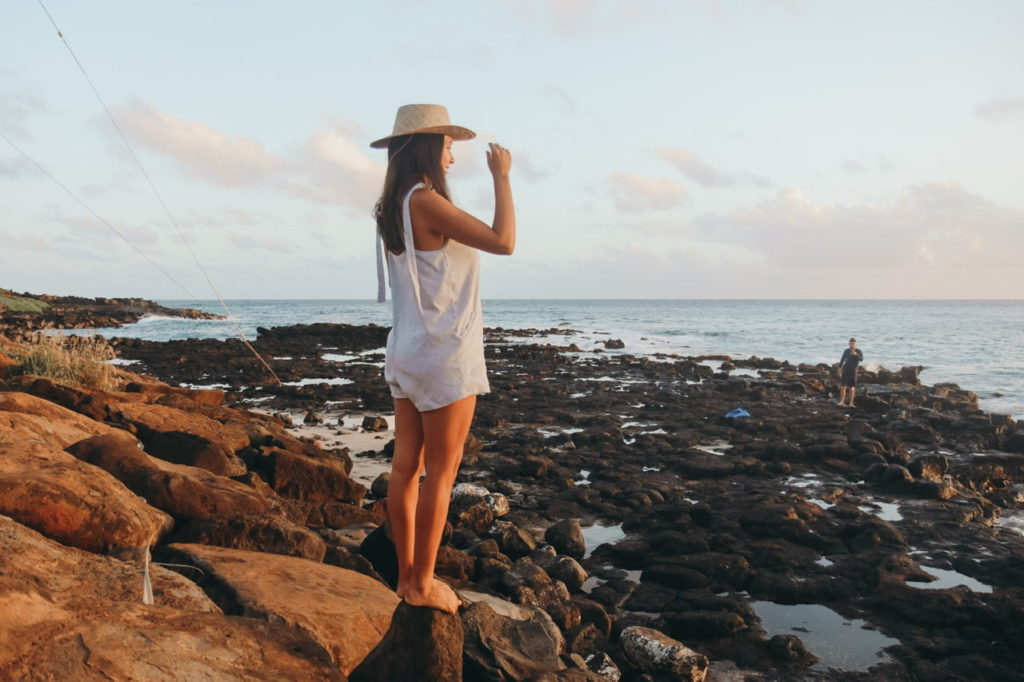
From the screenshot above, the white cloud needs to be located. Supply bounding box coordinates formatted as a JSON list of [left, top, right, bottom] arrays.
[[974, 97, 1024, 121], [608, 172, 687, 212], [111, 100, 385, 213], [693, 182, 1023, 273], [482, 182, 1023, 298], [657, 147, 769, 188], [283, 129, 385, 212], [115, 100, 279, 186]]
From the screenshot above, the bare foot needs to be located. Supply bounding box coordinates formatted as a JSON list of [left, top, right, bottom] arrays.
[[402, 578, 460, 614]]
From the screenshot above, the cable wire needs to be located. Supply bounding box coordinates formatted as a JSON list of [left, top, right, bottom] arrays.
[[2, 132, 197, 299], [35, 0, 280, 384]]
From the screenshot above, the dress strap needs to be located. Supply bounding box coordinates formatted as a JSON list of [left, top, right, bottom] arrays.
[[400, 183, 428, 314], [375, 182, 427, 303], [375, 229, 388, 302]]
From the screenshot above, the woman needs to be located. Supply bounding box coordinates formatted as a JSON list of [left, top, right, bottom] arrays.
[[372, 104, 515, 613]]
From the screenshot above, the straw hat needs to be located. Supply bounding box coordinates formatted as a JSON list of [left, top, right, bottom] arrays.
[[369, 104, 476, 149]]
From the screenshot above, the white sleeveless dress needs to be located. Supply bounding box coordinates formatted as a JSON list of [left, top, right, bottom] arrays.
[[377, 183, 490, 411]]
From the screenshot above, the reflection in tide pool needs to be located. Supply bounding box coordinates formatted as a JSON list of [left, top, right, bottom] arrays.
[[582, 523, 626, 558], [909, 566, 993, 593], [752, 601, 900, 673], [860, 501, 903, 521]]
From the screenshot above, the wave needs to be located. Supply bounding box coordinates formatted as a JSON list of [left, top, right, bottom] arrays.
[[135, 314, 221, 324]]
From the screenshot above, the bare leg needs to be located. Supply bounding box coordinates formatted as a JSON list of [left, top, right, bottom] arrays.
[[389, 398, 424, 599], [848, 384, 856, 407], [838, 386, 847, 405], [402, 394, 476, 614]]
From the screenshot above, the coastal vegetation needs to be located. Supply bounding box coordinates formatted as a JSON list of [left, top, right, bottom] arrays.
[[0, 288, 49, 313], [3, 333, 116, 391]]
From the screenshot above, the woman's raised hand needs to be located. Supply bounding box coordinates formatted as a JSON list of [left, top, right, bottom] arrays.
[[486, 143, 512, 179]]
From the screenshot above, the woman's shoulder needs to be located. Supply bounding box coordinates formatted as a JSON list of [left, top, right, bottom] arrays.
[[409, 186, 454, 217]]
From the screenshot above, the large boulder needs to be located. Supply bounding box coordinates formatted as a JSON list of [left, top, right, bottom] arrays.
[[7, 376, 144, 421], [0, 391, 131, 447], [172, 513, 327, 561], [0, 436, 172, 553], [0, 514, 216, 613], [350, 601, 463, 682], [461, 600, 566, 680], [107, 402, 250, 476], [0, 582, 344, 681], [252, 448, 366, 504], [65, 434, 276, 521], [159, 543, 399, 675]]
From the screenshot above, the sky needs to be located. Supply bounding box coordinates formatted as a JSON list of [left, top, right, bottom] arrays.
[[1, 0, 1022, 300]]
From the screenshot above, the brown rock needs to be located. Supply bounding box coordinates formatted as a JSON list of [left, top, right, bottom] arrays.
[[350, 601, 463, 682], [66, 434, 276, 521], [0, 582, 344, 681], [108, 402, 250, 476], [254, 448, 366, 504], [126, 380, 227, 406], [0, 437, 172, 553], [9, 376, 145, 421], [172, 513, 327, 561], [160, 543, 399, 675], [0, 513, 217, 613], [361, 415, 388, 432], [0, 391, 132, 447], [308, 500, 384, 529], [370, 472, 390, 497]]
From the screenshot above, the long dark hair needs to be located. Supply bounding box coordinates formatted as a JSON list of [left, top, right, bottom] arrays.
[[374, 133, 450, 255]]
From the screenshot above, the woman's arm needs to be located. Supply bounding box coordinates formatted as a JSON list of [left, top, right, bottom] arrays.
[[413, 143, 516, 255]]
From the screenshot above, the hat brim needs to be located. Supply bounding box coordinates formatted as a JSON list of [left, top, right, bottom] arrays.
[[370, 125, 476, 149]]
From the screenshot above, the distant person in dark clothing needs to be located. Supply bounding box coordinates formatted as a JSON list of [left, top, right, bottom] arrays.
[[837, 337, 863, 407]]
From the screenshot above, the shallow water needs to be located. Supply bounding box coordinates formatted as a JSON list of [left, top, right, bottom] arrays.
[[908, 566, 993, 593], [751, 601, 900, 673], [581, 523, 626, 558]]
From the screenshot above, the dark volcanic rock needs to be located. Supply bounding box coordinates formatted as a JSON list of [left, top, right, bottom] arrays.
[[350, 601, 463, 682], [545, 518, 586, 559], [98, 322, 1024, 681]]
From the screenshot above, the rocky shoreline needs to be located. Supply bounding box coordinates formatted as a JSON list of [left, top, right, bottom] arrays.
[[2, 320, 1023, 680], [0, 290, 220, 333]]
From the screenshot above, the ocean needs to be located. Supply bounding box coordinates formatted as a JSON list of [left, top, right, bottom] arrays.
[[87, 299, 1023, 421]]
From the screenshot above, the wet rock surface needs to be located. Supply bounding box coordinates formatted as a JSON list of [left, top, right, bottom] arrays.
[[2, 321, 1023, 680]]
